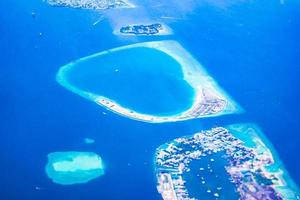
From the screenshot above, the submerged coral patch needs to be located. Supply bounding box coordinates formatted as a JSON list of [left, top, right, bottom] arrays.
[[154, 124, 300, 199], [84, 137, 95, 144], [45, 151, 104, 185]]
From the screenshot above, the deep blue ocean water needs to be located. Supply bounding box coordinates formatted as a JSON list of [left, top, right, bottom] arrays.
[[64, 46, 194, 115], [0, 0, 300, 199]]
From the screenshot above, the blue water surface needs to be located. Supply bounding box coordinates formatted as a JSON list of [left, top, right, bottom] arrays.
[[0, 0, 299, 199], [184, 152, 239, 200], [64, 46, 194, 116]]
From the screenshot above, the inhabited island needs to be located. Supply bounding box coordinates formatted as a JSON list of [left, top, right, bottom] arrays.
[[154, 124, 300, 200], [46, 0, 135, 10], [119, 23, 172, 36]]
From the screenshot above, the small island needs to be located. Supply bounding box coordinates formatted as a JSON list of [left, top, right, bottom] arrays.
[[119, 23, 166, 36], [46, 0, 135, 10]]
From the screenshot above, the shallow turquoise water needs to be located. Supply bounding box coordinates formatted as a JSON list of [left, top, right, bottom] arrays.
[[45, 151, 104, 185]]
